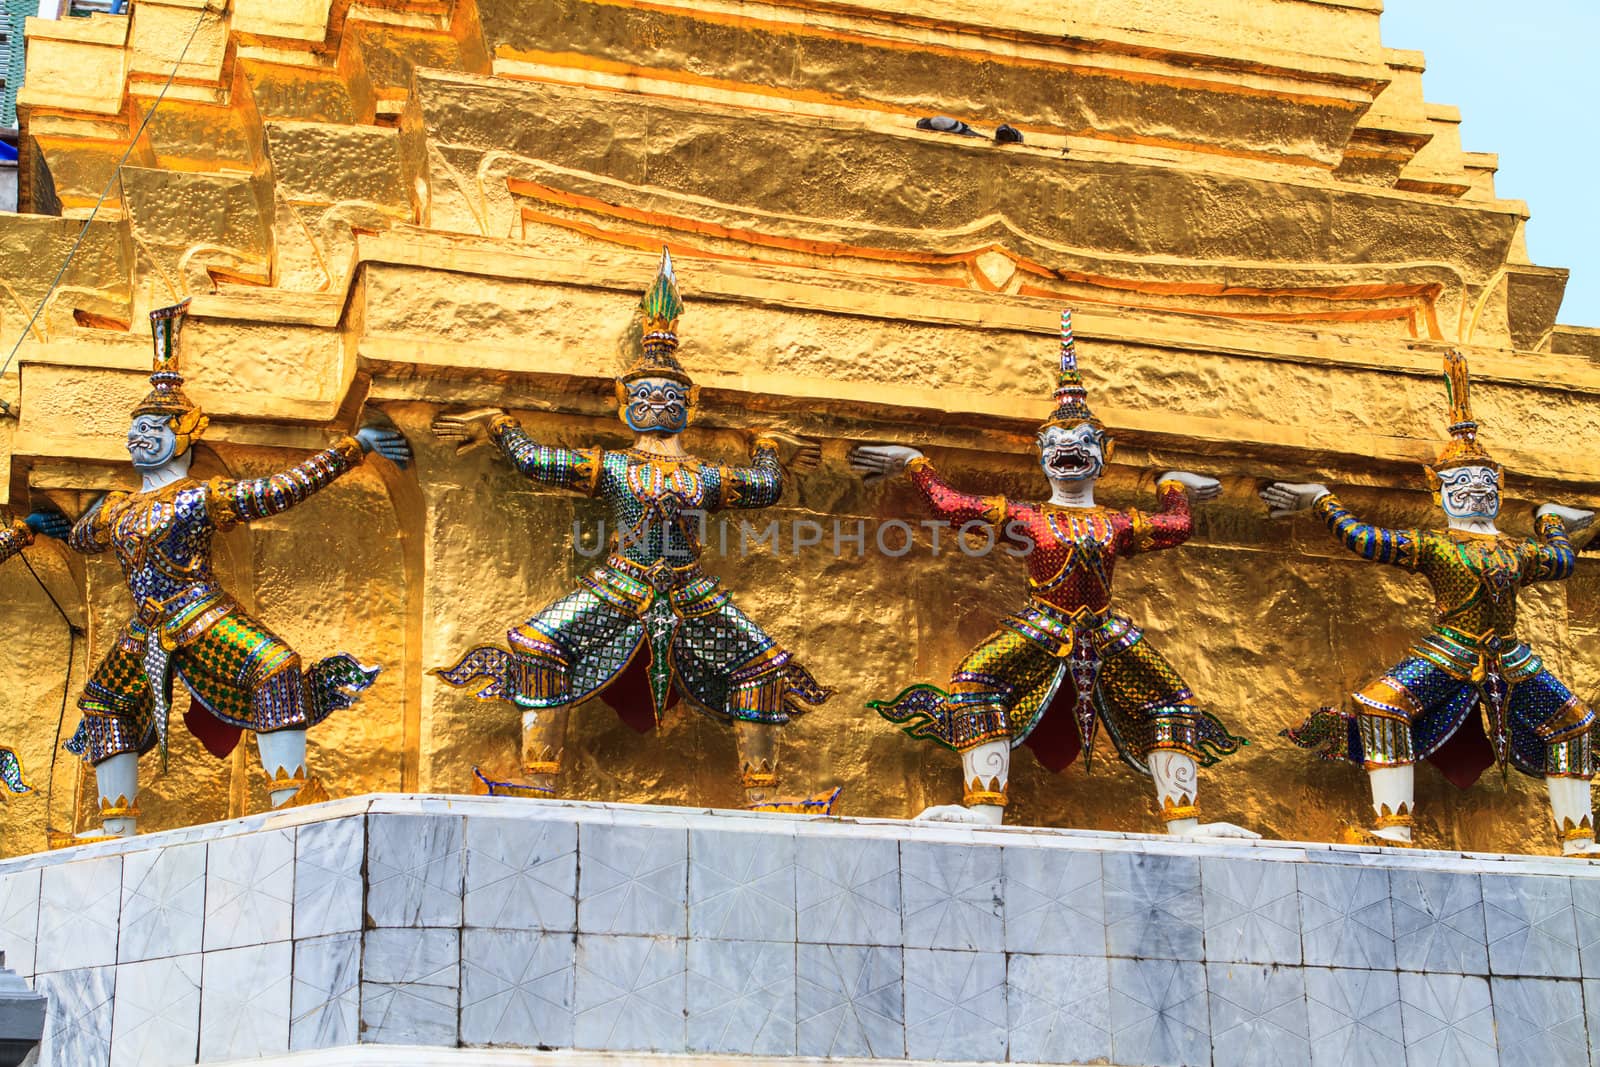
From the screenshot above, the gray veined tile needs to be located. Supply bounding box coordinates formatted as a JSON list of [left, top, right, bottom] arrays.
[[461, 928, 576, 1049], [1482, 872, 1579, 977], [360, 927, 460, 1046], [119, 842, 205, 964], [1007, 953, 1110, 1064], [796, 834, 899, 946], [1002, 846, 1103, 956], [686, 938, 795, 1056], [290, 933, 360, 1052], [1583, 979, 1600, 1067], [1206, 962, 1309, 1067], [33, 965, 114, 1067], [293, 816, 364, 939], [1103, 851, 1204, 961], [899, 841, 1002, 951], [109, 952, 201, 1067], [1203, 856, 1301, 965], [198, 940, 291, 1061], [577, 822, 688, 938], [1109, 956, 1209, 1067], [1567, 875, 1600, 978], [0, 867, 40, 977], [204, 829, 295, 952], [366, 814, 464, 928], [1304, 967, 1403, 1067], [1491, 976, 1586, 1067], [904, 948, 1007, 1062], [689, 828, 796, 942], [795, 942, 904, 1059], [1389, 869, 1488, 975], [37, 854, 121, 973], [1396, 971, 1495, 1067], [573, 933, 686, 1052], [1297, 863, 1394, 970], [463, 816, 577, 932]]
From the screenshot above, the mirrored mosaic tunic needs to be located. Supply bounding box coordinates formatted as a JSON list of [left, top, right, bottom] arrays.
[[872, 460, 1243, 775], [64, 438, 380, 764], [437, 417, 831, 727], [1285, 493, 1592, 786]]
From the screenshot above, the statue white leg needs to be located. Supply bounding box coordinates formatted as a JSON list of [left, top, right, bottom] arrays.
[[916, 739, 1008, 825], [88, 752, 139, 838], [522, 707, 569, 794], [1547, 775, 1600, 855], [734, 719, 781, 807], [257, 728, 309, 808], [1150, 750, 1258, 839], [1367, 764, 1414, 844]]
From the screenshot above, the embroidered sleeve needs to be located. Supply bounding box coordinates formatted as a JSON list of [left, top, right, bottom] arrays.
[[907, 457, 1008, 527], [1315, 492, 1422, 571], [207, 436, 366, 529], [68, 495, 120, 555], [0, 519, 33, 563], [1120, 479, 1194, 555], [1525, 512, 1577, 583], [489, 415, 603, 496], [711, 437, 784, 511]]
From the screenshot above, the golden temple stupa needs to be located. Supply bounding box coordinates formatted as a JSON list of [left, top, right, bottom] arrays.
[[0, 0, 1596, 856]]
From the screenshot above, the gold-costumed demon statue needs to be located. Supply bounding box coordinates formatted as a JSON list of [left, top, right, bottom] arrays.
[[0, 510, 65, 802], [849, 311, 1250, 835], [432, 249, 834, 810], [1264, 349, 1599, 854], [62, 301, 413, 839]]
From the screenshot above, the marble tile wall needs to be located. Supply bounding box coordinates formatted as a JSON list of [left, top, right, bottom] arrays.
[[5, 796, 1600, 1066]]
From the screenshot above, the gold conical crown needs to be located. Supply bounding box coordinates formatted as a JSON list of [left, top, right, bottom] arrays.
[[1040, 308, 1103, 431], [132, 299, 208, 451], [1433, 348, 1498, 473], [620, 247, 692, 385]]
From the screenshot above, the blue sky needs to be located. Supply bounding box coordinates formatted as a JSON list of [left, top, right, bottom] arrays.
[[1379, 1, 1600, 328]]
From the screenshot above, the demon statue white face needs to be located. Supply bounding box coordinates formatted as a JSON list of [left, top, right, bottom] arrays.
[[620, 376, 692, 435], [127, 413, 182, 471], [1036, 422, 1108, 486], [1436, 464, 1500, 521]]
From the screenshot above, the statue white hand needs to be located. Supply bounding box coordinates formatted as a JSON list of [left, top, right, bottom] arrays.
[[848, 444, 925, 484], [1259, 481, 1331, 518], [1535, 503, 1596, 532], [1158, 471, 1221, 502]]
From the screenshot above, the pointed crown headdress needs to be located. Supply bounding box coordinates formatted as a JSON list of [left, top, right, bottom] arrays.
[[1040, 309, 1105, 432], [132, 299, 208, 450], [619, 248, 692, 386], [1430, 348, 1497, 475]]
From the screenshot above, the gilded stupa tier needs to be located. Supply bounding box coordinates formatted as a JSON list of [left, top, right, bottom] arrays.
[[1, 0, 1596, 854]]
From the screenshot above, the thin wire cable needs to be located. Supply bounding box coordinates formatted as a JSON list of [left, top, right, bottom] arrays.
[[18, 547, 80, 840], [0, 2, 211, 411]]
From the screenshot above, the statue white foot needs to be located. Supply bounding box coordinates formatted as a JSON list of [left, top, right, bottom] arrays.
[[914, 803, 1003, 825], [1563, 838, 1600, 857], [1174, 820, 1260, 840]]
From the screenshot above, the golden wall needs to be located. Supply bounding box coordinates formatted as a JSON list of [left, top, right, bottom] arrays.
[[2, 0, 1598, 855]]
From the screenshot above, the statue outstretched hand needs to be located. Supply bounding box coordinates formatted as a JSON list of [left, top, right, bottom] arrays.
[[24, 510, 71, 540], [1535, 503, 1595, 532], [759, 430, 822, 475], [1260, 481, 1331, 517], [355, 424, 413, 469], [848, 444, 925, 484], [1158, 471, 1221, 502], [431, 408, 506, 455]]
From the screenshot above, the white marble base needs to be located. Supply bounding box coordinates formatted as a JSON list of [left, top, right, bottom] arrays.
[[4, 794, 1600, 1066]]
